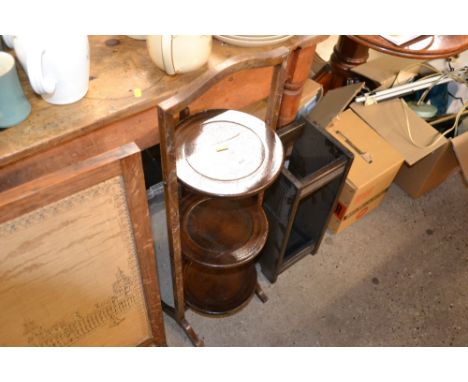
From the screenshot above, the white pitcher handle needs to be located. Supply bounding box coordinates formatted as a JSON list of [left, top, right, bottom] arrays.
[[27, 47, 56, 95]]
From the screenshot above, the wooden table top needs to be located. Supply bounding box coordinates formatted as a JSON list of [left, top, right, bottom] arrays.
[[350, 35, 468, 60], [0, 35, 326, 169]]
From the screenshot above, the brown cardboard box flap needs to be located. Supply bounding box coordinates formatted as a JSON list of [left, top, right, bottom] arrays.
[[326, 109, 404, 189], [351, 56, 423, 89], [395, 141, 459, 197], [452, 132, 468, 183], [351, 99, 447, 166], [305, 82, 364, 129]]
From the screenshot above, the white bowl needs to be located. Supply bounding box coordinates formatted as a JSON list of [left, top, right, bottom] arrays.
[[127, 35, 147, 40], [214, 35, 293, 47], [226, 35, 289, 41]]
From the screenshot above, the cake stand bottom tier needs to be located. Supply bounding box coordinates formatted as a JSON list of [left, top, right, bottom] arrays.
[[183, 259, 258, 316]]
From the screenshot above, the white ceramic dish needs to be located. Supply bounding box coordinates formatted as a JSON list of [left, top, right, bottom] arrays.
[[225, 35, 290, 41], [147, 35, 212, 76], [127, 35, 147, 40], [214, 35, 293, 47]]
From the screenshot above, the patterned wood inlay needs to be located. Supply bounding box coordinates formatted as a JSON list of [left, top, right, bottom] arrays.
[[0, 176, 152, 346]]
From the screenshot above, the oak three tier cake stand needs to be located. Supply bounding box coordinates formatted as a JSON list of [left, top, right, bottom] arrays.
[[175, 110, 283, 315], [157, 47, 289, 345]]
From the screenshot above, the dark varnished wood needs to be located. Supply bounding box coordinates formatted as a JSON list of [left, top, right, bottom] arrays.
[[177, 122, 276, 316], [158, 45, 290, 345], [175, 110, 284, 198], [184, 260, 258, 316], [350, 35, 468, 60], [181, 194, 268, 315], [314, 36, 370, 92], [160, 301, 204, 346], [158, 108, 186, 320], [0, 143, 166, 346], [314, 35, 468, 93], [181, 194, 269, 268]]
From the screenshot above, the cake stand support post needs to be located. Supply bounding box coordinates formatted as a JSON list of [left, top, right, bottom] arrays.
[[158, 108, 204, 347], [161, 301, 203, 346]]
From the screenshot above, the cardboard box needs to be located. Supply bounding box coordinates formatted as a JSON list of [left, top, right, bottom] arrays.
[[275, 82, 362, 159], [305, 82, 363, 128], [326, 110, 404, 233], [452, 131, 468, 186], [351, 99, 464, 197], [395, 141, 459, 196], [351, 55, 423, 90]]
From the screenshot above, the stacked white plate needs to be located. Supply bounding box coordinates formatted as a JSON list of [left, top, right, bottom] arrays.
[[214, 35, 293, 47]]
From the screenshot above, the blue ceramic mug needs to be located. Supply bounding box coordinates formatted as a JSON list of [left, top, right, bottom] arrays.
[[0, 51, 31, 129]]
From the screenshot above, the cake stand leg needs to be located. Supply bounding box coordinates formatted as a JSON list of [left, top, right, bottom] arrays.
[[162, 301, 204, 347], [255, 282, 268, 303]]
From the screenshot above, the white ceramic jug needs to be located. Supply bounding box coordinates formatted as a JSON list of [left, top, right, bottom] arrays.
[[146, 35, 212, 75], [5, 35, 90, 105], [26, 35, 90, 105]]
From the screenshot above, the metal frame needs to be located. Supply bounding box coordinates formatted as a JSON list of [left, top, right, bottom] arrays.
[[260, 120, 354, 283]]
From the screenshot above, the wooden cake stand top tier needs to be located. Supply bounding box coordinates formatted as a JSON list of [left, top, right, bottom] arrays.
[[175, 110, 284, 197], [181, 195, 268, 268]]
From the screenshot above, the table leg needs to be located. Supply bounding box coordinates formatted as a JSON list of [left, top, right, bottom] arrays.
[[313, 36, 370, 93], [278, 44, 318, 127]]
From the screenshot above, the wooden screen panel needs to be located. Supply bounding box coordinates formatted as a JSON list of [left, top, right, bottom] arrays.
[[0, 144, 166, 346]]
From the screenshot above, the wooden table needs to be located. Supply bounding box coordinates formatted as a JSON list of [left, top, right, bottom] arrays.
[[0, 35, 327, 346], [0, 35, 326, 191], [314, 35, 468, 92]]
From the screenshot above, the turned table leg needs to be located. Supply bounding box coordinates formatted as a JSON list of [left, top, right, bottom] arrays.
[[278, 44, 318, 127], [313, 35, 370, 93]]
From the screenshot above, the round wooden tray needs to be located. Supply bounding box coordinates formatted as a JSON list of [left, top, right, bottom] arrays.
[[184, 260, 257, 316], [175, 109, 284, 197], [180, 194, 268, 268], [350, 35, 468, 60]]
